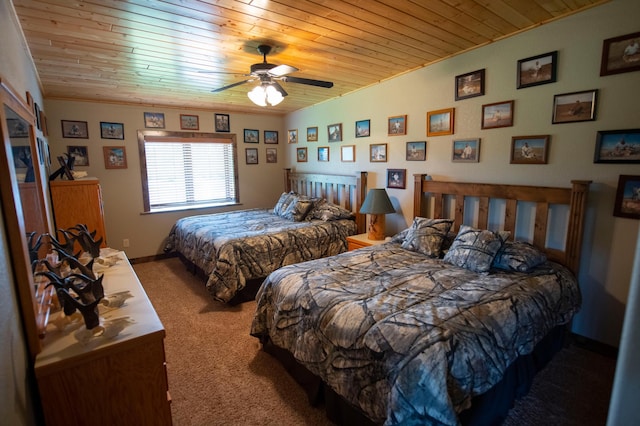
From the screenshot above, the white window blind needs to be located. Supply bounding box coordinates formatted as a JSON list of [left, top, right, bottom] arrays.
[[140, 133, 238, 212]]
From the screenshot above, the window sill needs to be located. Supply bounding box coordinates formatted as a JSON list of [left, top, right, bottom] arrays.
[[142, 202, 242, 215]]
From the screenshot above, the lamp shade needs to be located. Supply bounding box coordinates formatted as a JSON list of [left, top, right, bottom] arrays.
[[247, 83, 284, 106], [359, 189, 395, 214]]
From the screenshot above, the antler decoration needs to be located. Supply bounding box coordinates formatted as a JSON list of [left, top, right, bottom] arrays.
[[26, 232, 44, 266], [49, 229, 80, 257], [31, 224, 132, 340], [67, 224, 103, 258], [33, 224, 110, 332]]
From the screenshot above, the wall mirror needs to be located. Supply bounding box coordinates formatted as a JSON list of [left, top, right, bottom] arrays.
[[0, 77, 52, 358]]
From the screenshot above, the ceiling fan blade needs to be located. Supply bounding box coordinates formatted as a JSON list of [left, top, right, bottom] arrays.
[[282, 76, 334, 88], [271, 82, 288, 97], [268, 64, 298, 77], [212, 80, 250, 92]]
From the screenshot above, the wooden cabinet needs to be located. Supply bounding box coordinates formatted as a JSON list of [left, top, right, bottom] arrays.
[[347, 233, 388, 251], [50, 178, 107, 247], [35, 252, 172, 426]]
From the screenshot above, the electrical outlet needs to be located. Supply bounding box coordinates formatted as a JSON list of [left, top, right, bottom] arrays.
[[123, 239, 130, 247]]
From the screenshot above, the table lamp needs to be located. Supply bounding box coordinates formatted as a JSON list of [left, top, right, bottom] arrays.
[[359, 188, 395, 240]]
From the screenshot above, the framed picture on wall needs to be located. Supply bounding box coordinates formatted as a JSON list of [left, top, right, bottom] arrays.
[[406, 141, 426, 161], [266, 147, 277, 163], [600, 31, 640, 76], [594, 129, 640, 163], [341, 145, 355, 162], [427, 108, 454, 136], [103, 146, 127, 169], [143, 112, 165, 128], [510, 135, 549, 164], [388, 115, 407, 135], [369, 143, 387, 162], [452, 138, 480, 163], [318, 146, 329, 162], [39, 110, 48, 137], [387, 169, 406, 189], [245, 148, 258, 164], [328, 123, 342, 142], [517, 51, 557, 89], [288, 129, 298, 144], [215, 113, 230, 132], [61, 120, 89, 138], [296, 147, 308, 162], [264, 130, 278, 144], [613, 175, 640, 219], [356, 119, 370, 137], [100, 122, 124, 139], [552, 89, 598, 124], [243, 129, 259, 143], [455, 69, 485, 100], [180, 114, 199, 130], [306, 127, 318, 141], [482, 100, 514, 129]]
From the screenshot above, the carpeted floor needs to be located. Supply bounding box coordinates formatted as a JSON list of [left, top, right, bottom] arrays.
[[133, 257, 616, 425]]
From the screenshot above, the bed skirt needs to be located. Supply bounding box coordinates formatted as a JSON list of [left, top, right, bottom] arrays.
[[175, 253, 263, 304], [261, 325, 567, 425]]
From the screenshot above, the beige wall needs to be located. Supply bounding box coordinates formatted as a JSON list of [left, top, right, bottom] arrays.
[[44, 100, 285, 259], [283, 0, 640, 347]]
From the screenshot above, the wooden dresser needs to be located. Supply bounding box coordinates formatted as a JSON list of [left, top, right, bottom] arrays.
[[34, 251, 172, 426], [50, 178, 107, 247]]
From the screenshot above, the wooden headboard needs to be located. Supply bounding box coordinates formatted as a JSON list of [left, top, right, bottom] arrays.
[[284, 168, 367, 234], [413, 174, 591, 275]]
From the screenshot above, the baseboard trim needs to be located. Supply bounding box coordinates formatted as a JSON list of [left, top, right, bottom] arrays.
[[129, 252, 176, 265], [570, 333, 618, 359]]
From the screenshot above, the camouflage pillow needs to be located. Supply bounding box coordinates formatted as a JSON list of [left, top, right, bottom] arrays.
[[281, 196, 314, 221], [401, 217, 453, 257], [492, 241, 547, 272], [273, 192, 296, 216], [443, 225, 510, 273], [306, 199, 354, 221], [389, 228, 410, 243]]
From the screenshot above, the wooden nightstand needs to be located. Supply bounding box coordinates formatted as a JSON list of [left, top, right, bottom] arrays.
[[347, 233, 388, 251]]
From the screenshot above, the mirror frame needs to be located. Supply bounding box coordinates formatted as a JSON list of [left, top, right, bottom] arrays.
[[0, 76, 52, 359]]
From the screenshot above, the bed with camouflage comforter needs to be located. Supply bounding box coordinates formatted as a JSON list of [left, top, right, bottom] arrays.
[[250, 237, 581, 425], [164, 207, 357, 302]]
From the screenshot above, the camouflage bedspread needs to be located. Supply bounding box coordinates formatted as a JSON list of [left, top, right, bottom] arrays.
[[164, 208, 356, 302], [250, 242, 581, 425]]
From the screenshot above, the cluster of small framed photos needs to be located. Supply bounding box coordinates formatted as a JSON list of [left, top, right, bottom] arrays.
[[295, 145, 355, 164], [242, 129, 279, 165], [290, 115, 409, 146], [245, 147, 279, 165], [63, 144, 127, 170], [295, 31, 639, 169], [141, 111, 234, 132], [60, 120, 125, 140], [60, 119, 127, 169], [450, 53, 598, 166]]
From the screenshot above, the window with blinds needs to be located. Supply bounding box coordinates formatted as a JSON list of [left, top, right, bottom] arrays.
[[138, 131, 238, 212]]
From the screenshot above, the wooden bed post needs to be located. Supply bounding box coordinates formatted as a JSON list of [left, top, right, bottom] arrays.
[[413, 174, 426, 218], [565, 180, 591, 275], [356, 171, 368, 234], [284, 168, 292, 193]]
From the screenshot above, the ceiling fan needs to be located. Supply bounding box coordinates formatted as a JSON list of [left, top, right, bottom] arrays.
[[206, 45, 334, 106]]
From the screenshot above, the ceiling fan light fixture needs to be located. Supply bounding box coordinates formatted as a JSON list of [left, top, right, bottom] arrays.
[[248, 83, 284, 107]]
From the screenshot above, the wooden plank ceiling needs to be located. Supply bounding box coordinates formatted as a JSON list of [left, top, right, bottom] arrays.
[[12, 0, 608, 115]]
